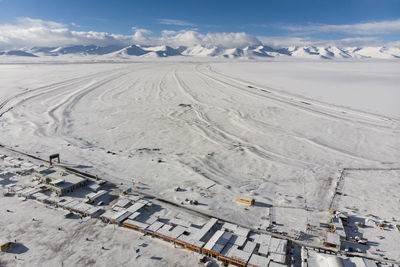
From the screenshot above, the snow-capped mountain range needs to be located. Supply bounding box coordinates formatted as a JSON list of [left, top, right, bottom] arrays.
[[1, 44, 399, 59]]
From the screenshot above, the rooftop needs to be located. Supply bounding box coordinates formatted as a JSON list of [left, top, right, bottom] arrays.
[[41, 168, 86, 190]]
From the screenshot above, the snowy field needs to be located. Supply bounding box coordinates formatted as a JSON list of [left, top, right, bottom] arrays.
[[0, 195, 201, 267], [212, 60, 400, 119], [0, 60, 399, 252], [335, 169, 400, 261]]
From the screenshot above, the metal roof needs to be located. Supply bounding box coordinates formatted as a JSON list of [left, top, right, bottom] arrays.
[[222, 222, 238, 232], [204, 230, 233, 254], [230, 235, 247, 247], [147, 221, 165, 232], [243, 241, 257, 253], [156, 224, 187, 239], [123, 219, 149, 230], [126, 202, 146, 213], [113, 198, 131, 208], [111, 210, 132, 221], [234, 227, 250, 237], [269, 237, 287, 255], [325, 232, 341, 246], [227, 247, 252, 263], [190, 218, 218, 242], [248, 254, 271, 267]]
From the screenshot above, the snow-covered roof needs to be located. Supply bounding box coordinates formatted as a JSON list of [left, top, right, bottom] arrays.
[[156, 224, 187, 239], [229, 234, 247, 247], [234, 226, 250, 237], [269, 237, 287, 255], [222, 222, 237, 232], [111, 210, 132, 222], [147, 221, 165, 233], [113, 198, 131, 208], [123, 219, 149, 230], [126, 202, 146, 213], [325, 232, 340, 246], [242, 241, 257, 253], [190, 217, 218, 242], [203, 230, 232, 254], [87, 190, 107, 201], [248, 254, 271, 267], [226, 247, 252, 263]]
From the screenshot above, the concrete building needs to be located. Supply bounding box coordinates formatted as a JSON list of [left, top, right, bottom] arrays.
[[35, 167, 87, 196]]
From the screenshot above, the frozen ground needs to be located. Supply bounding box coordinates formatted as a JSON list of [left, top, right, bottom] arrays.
[[334, 169, 400, 261], [212, 60, 400, 119], [0, 60, 399, 258], [0, 196, 202, 267]]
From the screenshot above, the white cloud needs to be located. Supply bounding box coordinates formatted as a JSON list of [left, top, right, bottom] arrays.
[[158, 18, 195, 27], [0, 17, 397, 50], [159, 30, 260, 48], [0, 17, 134, 49], [281, 19, 400, 35], [0, 18, 261, 49]]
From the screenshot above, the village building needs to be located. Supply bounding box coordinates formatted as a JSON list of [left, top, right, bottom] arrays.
[[35, 167, 87, 196]]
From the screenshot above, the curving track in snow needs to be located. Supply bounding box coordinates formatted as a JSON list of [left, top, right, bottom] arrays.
[[0, 62, 399, 228]]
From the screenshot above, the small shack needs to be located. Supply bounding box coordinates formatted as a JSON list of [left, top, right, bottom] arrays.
[[324, 232, 341, 249]]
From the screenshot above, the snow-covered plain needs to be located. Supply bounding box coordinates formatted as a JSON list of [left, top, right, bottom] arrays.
[[0, 193, 201, 267], [0, 59, 399, 261], [212, 60, 400, 119]]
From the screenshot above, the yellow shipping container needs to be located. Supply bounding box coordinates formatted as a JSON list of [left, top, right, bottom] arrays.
[[236, 198, 255, 206]]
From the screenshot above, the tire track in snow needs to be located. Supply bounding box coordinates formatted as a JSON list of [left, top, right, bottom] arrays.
[[193, 66, 377, 163], [172, 68, 318, 170], [196, 64, 400, 132], [194, 64, 397, 164], [205, 64, 400, 126], [47, 70, 134, 144]]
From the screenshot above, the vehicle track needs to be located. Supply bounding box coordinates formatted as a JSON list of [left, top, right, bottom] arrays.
[[196, 64, 400, 131]]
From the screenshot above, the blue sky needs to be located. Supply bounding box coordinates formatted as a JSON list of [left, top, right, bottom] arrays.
[[0, 0, 399, 48]]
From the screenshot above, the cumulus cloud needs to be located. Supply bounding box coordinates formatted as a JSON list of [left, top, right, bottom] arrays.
[[0, 17, 397, 50], [0, 17, 134, 49], [0, 18, 263, 49], [281, 19, 400, 35], [159, 30, 261, 48]]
